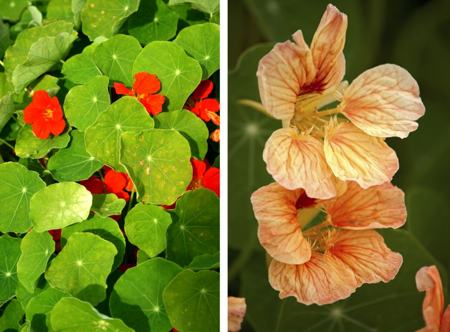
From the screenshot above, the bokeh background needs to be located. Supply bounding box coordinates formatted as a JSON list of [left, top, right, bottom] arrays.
[[228, 0, 450, 331]]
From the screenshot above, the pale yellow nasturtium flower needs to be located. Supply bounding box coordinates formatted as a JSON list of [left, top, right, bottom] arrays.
[[251, 181, 406, 305], [416, 266, 450, 332], [228, 297, 247, 332], [257, 4, 425, 199]]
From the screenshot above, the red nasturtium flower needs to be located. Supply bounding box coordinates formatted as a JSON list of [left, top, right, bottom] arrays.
[[189, 158, 220, 196], [114, 72, 165, 116], [23, 90, 66, 139], [80, 168, 133, 201], [187, 80, 220, 125]]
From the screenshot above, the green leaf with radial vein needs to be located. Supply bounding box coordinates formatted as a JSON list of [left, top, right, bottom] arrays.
[[0, 162, 45, 233], [94, 34, 142, 86], [17, 231, 54, 293], [15, 126, 71, 159], [62, 43, 103, 84], [167, 189, 219, 266], [133, 41, 202, 110], [125, 203, 172, 258], [0, 235, 21, 304], [175, 23, 220, 79], [61, 215, 126, 269], [120, 129, 192, 205], [30, 182, 93, 232], [45, 232, 117, 305], [0, 299, 24, 331], [155, 109, 209, 159], [85, 96, 154, 170], [51, 297, 133, 331], [0, 0, 29, 21], [240, 230, 446, 332], [64, 76, 110, 130], [128, 0, 179, 44], [91, 194, 126, 217], [168, 0, 219, 16], [188, 251, 219, 270], [11, 31, 77, 92], [109, 258, 182, 332], [47, 0, 82, 28], [81, 0, 139, 41], [26, 287, 70, 331], [48, 130, 103, 182], [163, 269, 219, 332]]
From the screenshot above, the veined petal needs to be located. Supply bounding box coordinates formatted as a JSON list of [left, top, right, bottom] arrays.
[[268, 253, 357, 305], [263, 127, 337, 199], [328, 230, 402, 286], [324, 182, 406, 229], [324, 122, 399, 188], [340, 64, 425, 138], [310, 4, 347, 90], [251, 182, 311, 264], [416, 265, 445, 331], [228, 297, 246, 332], [257, 31, 316, 120]]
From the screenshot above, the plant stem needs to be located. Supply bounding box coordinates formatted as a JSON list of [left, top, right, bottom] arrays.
[[0, 138, 14, 150], [237, 99, 275, 118]]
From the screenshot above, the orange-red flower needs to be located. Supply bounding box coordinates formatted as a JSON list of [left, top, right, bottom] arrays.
[[258, 4, 424, 199], [228, 297, 246, 332], [114, 72, 165, 116], [80, 168, 133, 201], [251, 181, 405, 305], [189, 158, 219, 196], [187, 80, 220, 125], [23, 90, 66, 139], [416, 265, 450, 332]]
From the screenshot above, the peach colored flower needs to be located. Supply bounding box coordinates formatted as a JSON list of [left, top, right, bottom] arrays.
[[416, 266, 450, 332], [251, 181, 405, 305], [257, 4, 424, 198], [228, 297, 246, 332]]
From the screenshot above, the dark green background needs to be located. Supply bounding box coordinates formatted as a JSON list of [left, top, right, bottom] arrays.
[[228, 0, 450, 331]]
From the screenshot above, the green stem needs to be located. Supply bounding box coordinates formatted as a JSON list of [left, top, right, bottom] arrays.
[[126, 190, 136, 215], [0, 138, 14, 150], [0, 60, 4, 68], [237, 99, 275, 119]]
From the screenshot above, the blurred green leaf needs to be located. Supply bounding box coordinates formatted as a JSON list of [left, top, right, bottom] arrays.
[[0, 299, 23, 331], [0, 235, 21, 304]]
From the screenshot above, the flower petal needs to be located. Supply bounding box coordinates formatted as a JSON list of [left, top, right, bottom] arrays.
[[141, 94, 165, 116], [192, 80, 214, 100], [324, 122, 399, 188], [329, 230, 402, 286], [416, 265, 445, 331], [203, 167, 220, 196], [31, 122, 51, 139], [133, 72, 161, 95], [50, 118, 66, 137], [257, 30, 316, 120], [442, 306, 450, 332], [251, 182, 311, 264], [324, 182, 406, 229], [228, 297, 246, 332], [113, 82, 133, 96], [310, 4, 347, 91], [268, 253, 357, 305], [263, 127, 337, 199], [340, 64, 425, 138]]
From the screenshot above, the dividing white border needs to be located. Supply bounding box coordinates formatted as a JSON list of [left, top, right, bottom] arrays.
[[219, 0, 228, 330]]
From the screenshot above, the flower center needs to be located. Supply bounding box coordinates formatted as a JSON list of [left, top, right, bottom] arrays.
[[296, 204, 334, 253], [43, 108, 54, 120]]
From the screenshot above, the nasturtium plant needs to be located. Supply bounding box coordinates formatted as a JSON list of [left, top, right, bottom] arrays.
[[0, 0, 219, 329]]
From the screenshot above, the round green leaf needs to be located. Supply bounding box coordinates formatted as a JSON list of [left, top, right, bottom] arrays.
[[120, 129, 192, 205], [167, 189, 219, 266], [50, 297, 133, 331], [155, 109, 209, 159], [61, 215, 126, 269], [15, 126, 71, 159], [110, 258, 182, 332], [32, 74, 60, 96], [81, 0, 139, 41], [91, 193, 126, 217], [163, 269, 219, 332], [62, 44, 103, 85], [0, 235, 21, 303], [125, 203, 172, 258], [94, 34, 142, 86], [30, 182, 93, 232], [47, 0, 78, 27], [17, 230, 54, 293], [188, 252, 219, 270], [0, 162, 45, 233], [85, 96, 154, 170], [26, 287, 70, 331], [0, 0, 28, 21], [133, 41, 202, 110], [0, 299, 23, 331], [168, 0, 219, 16], [64, 75, 111, 130], [45, 232, 117, 305], [128, 0, 179, 44], [175, 23, 220, 79], [47, 130, 103, 182]]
